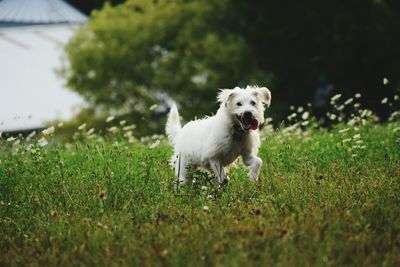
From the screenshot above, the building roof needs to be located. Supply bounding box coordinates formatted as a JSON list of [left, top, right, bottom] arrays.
[[0, 0, 87, 26]]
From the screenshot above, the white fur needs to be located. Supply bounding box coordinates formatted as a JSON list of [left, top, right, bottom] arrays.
[[166, 86, 271, 184]]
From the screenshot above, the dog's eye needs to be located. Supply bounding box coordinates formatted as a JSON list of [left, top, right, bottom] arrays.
[[236, 102, 242, 106], [250, 101, 256, 106]]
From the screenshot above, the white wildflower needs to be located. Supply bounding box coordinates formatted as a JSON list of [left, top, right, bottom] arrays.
[[389, 111, 399, 121], [287, 113, 297, 120], [301, 121, 309, 126], [26, 131, 36, 141], [394, 95, 399, 101], [354, 103, 361, 108], [149, 139, 160, 149], [359, 145, 366, 149], [38, 137, 48, 147], [355, 93, 361, 98], [108, 126, 118, 133], [353, 134, 361, 139], [106, 116, 115, 123], [383, 77, 389, 85], [78, 123, 87, 130], [149, 104, 158, 111], [119, 120, 126, 126], [331, 94, 342, 102], [339, 128, 349, 134], [123, 125, 136, 131], [151, 134, 161, 140], [201, 186, 208, 190], [393, 127, 400, 132], [344, 98, 353, 105], [347, 118, 357, 126], [202, 206, 209, 212], [26, 144, 35, 153], [381, 97, 388, 104], [87, 128, 95, 135], [361, 109, 372, 118], [301, 111, 309, 120], [13, 139, 21, 146], [297, 106, 304, 113], [7, 137, 16, 142], [329, 114, 337, 120], [336, 105, 344, 111], [289, 105, 295, 111], [58, 122, 64, 127], [42, 126, 55, 136], [124, 131, 133, 138], [342, 138, 352, 143], [282, 123, 299, 133], [361, 119, 367, 126]]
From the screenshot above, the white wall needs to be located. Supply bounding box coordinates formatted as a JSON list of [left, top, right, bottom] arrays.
[[0, 25, 84, 131]]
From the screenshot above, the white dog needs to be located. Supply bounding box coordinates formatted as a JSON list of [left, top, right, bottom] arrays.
[[166, 86, 271, 184]]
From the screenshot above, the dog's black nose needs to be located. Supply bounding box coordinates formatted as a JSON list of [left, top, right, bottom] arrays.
[[243, 111, 252, 118]]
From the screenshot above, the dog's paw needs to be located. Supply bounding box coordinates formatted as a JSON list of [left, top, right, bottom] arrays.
[[249, 172, 259, 182]]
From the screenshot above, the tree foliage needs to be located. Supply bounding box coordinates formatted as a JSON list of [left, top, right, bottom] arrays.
[[64, 0, 400, 133], [64, 0, 259, 122]]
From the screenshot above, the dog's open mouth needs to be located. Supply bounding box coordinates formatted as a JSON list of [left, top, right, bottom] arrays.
[[237, 114, 259, 130]]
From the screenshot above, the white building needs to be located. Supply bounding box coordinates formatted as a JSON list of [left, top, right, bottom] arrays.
[[0, 0, 87, 132]]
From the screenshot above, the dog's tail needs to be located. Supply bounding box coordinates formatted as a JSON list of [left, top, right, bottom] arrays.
[[166, 103, 181, 145]]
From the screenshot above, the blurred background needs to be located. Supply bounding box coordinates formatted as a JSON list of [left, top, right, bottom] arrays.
[[1, 0, 399, 138]]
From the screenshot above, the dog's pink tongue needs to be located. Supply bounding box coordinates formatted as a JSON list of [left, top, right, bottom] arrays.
[[250, 119, 259, 130]]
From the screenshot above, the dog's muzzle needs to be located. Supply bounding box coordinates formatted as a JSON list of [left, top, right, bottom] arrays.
[[237, 111, 259, 130]]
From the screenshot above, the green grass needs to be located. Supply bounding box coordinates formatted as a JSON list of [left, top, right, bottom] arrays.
[[1, 120, 400, 266]]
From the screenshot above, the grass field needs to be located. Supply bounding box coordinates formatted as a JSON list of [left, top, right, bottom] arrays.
[[1, 98, 400, 266]]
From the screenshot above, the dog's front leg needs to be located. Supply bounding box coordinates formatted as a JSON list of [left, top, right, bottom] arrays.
[[242, 153, 262, 182], [208, 159, 228, 185]]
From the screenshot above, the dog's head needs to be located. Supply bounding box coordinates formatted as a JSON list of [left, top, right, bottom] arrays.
[[218, 86, 271, 131]]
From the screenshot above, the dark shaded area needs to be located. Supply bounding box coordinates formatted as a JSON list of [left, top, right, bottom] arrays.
[[66, 0, 125, 15], [230, 0, 400, 117]]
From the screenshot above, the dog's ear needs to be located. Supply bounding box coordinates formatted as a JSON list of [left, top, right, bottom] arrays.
[[256, 87, 271, 107], [217, 89, 235, 105]]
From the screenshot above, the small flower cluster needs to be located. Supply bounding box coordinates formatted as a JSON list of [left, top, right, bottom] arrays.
[[140, 134, 164, 149], [338, 129, 366, 158], [70, 115, 138, 143], [272, 103, 313, 140]]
